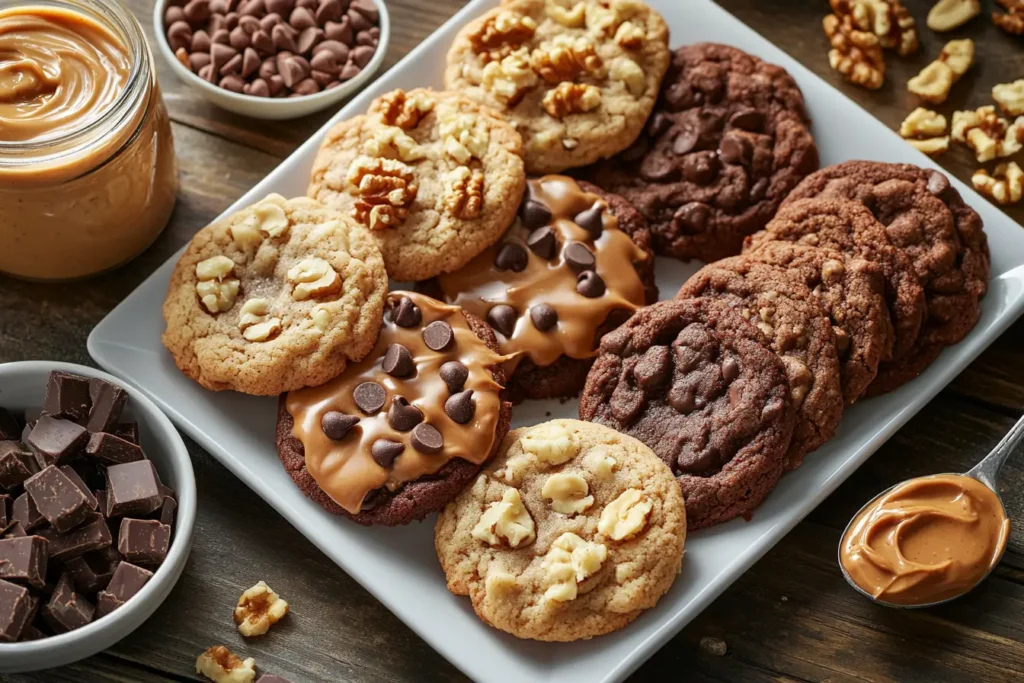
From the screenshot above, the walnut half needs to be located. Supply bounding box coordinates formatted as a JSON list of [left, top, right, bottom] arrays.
[[542, 82, 601, 118], [233, 581, 290, 637], [346, 156, 419, 230], [823, 13, 885, 90], [973, 162, 1024, 205]]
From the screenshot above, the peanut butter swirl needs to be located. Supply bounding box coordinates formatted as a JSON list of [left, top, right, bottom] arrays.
[[286, 292, 505, 514], [0, 7, 130, 142], [436, 175, 649, 371], [840, 474, 1010, 606]]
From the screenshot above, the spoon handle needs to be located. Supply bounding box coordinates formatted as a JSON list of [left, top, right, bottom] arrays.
[[968, 412, 1024, 489]]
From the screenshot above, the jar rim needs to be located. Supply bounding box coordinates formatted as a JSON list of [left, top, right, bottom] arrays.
[[0, 0, 150, 165]]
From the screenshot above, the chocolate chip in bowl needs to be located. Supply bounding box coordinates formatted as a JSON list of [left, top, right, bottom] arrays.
[[153, 0, 389, 119]]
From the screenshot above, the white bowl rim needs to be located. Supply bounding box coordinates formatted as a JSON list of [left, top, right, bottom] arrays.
[[0, 360, 196, 655], [152, 0, 392, 114]]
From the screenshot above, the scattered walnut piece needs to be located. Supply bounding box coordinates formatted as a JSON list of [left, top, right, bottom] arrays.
[[907, 61, 955, 104], [480, 47, 538, 106], [952, 106, 1024, 162], [196, 645, 257, 683], [699, 636, 728, 657], [899, 107, 949, 155], [830, 0, 918, 55], [542, 82, 601, 117], [993, 0, 1024, 35], [369, 89, 435, 130], [938, 38, 974, 80], [471, 488, 536, 548], [927, 0, 981, 31], [346, 156, 418, 229], [993, 80, 1024, 117], [443, 166, 485, 219], [973, 162, 1024, 205], [541, 532, 607, 603], [233, 581, 290, 637], [823, 14, 885, 90], [530, 35, 604, 84], [195, 255, 239, 314]]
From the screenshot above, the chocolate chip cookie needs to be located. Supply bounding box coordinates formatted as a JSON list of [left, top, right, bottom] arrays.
[[587, 43, 819, 262], [579, 299, 795, 528], [277, 292, 512, 526], [742, 242, 891, 404], [433, 175, 657, 403], [781, 162, 990, 393], [677, 257, 844, 469], [435, 419, 686, 641], [162, 194, 388, 396]]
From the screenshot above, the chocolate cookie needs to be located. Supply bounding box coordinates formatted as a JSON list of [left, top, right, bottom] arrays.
[[579, 299, 795, 529], [742, 242, 891, 404], [746, 198, 926, 364], [586, 42, 819, 262], [277, 292, 512, 526], [433, 176, 657, 403], [677, 257, 843, 469]]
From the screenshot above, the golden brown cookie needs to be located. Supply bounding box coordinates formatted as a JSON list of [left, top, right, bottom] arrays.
[[308, 88, 526, 282], [444, 0, 670, 174], [435, 419, 686, 642], [162, 194, 388, 395]]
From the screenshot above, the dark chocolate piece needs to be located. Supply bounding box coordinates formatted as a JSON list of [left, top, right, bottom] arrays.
[[39, 513, 111, 561], [43, 371, 91, 422], [370, 439, 403, 468], [95, 561, 151, 618], [24, 466, 94, 533], [530, 304, 558, 331], [411, 423, 443, 454], [117, 519, 170, 565], [321, 412, 358, 440], [422, 321, 454, 351], [85, 432, 144, 465], [61, 467, 99, 510], [104, 460, 162, 518], [0, 409, 19, 442], [382, 343, 415, 378], [156, 495, 177, 528], [444, 390, 475, 425], [65, 546, 120, 595], [353, 382, 386, 415], [0, 441, 38, 490], [386, 397, 423, 432], [0, 522, 25, 538], [0, 494, 9, 528], [85, 378, 128, 433], [0, 536, 47, 589], [19, 623, 45, 641], [112, 422, 139, 445], [26, 416, 88, 468], [12, 492, 46, 532], [439, 361, 468, 393], [43, 573, 94, 633], [0, 579, 35, 642], [393, 296, 422, 328]]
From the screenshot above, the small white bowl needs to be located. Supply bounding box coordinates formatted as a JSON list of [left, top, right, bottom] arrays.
[[152, 0, 390, 120], [0, 361, 196, 673]]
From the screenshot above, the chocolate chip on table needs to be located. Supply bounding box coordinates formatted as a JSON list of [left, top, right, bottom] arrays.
[[530, 303, 558, 332], [382, 343, 415, 378], [576, 270, 606, 298], [94, 562, 152, 619], [386, 397, 423, 432], [563, 241, 596, 273], [422, 321, 454, 352], [117, 518, 171, 565], [439, 361, 469, 394], [24, 465, 95, 533], [26, 416, 89, 468], [494, 242, 528, 272], [393, 296, 422, 328], [0, 536, 47, 589], [520, 198, 552, 229], [487, 304, 518, 337], [370, 439, 404, 468], [444, 390, 475, 425], [411, 423, 443, 454], [85, 432, 144, 465], [526, 226, 556, 259], [353, 381, 387, 414], [321, 411, 358, 440]]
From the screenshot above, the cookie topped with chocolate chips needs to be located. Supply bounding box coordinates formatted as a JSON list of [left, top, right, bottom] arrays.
[[277, 291, 512, 525], [433, 175, 657, 402], [587, 43, 819, 262]]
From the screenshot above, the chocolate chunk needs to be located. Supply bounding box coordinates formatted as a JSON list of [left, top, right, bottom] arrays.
[[0, 522, 25, 538], [494, 242, 528, 272], [61, 467, 99, 510], [353, 382, 387, 414], [94, 561, 151, 619], [520, 198, 552, 229], [411, 423, 443, 454], [321, 411, 358, 440], [722, 357, 739, 382], [0, 537, 47, 589], [574, 205, 604, 237], [93, 490, 107, 519], [422, 321, 454, 351], [672, 126, 698, 155], [85, 379, 128, 433], [530, 304, 558, 332], [633, 346, 672, 392], [43, 574, 94, 633], [117, 519, 170, 565], [370, 439, 403, 468], [0, 410, 19, 442], [673, 202, 711, 234], [526, 226, 556, 259], [386, 396, 424, 432], [156, 495, 177, 528], [563, 241, 595, 273], [85, 432, 144, 465], [43, 371, 91, 422], [718, 133, 752, 165], [104, 461, 162, 518], [0, 442, 38, 490], [0, 495, 8, 528], [576, 270, 606, 298], [19, 623, 44, 641], [729, 108, 764, 131], [12, 493, 45, 532], [0, 579, 35, 642], [112, 422, 139, 445], [27, 416, 88, 468], [382, 343, 415, 378], [40, 514, 111, 561], [393, 296, 422, 328], [439, 361, 469, 393], [927, 170, 950, 197], [25, 466, 94, 533], [65, 547, 119, 594], [487, 304, 518, 337], [683, 151, 719, 185], [444, 390, 475, 425]]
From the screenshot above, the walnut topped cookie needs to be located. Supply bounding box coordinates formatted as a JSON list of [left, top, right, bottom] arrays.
[[308, 88, 526, 282], [162, 194, 388, 396], [435, 419, 685, 641], [444, 0, 670, 174]]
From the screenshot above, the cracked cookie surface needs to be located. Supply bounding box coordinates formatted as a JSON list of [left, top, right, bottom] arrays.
[[162, 194, 388, 395]]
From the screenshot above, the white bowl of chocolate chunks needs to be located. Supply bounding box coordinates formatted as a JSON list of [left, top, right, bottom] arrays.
[[0, 361, 196, 673]]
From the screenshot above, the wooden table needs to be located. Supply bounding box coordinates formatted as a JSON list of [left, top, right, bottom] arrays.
[[4, 1, 1024, 681]]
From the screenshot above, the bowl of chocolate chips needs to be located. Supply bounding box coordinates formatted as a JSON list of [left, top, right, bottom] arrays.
[[0, 362, 195, 673], [155, 0, 389, 119]]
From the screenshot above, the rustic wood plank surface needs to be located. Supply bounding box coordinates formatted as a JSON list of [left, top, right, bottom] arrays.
[[2, 0, 1023, 681]]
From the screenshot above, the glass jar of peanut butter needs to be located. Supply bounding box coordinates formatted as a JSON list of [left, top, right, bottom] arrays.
[[0, 0, 177, 281]]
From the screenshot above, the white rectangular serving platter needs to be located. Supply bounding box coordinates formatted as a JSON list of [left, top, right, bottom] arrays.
[[89, 1, 1024, 681]]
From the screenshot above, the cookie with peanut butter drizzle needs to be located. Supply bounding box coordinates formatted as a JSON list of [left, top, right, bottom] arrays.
[[432, 175, 657, 403], [162, 194, 388, 396], [277, 292, 513, 526]]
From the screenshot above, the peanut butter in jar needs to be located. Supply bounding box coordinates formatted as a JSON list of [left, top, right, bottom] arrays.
[[0, 0, 177, 281]]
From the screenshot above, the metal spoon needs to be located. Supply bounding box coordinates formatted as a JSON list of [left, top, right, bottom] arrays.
[[838, 412, 1024, 609]]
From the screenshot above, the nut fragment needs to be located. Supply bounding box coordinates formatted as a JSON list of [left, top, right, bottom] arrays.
[[783, 357, 813, 405], [831, 0, 918, 55], [542, 82, 601, 118], [547, 0, 586, 27], [439, 112, 490, 164], [370, 89, 435, 129], [346, 156, 418, 229], [364, 125, 426, 162], [195, 255, 240, 314], [899, 107, 949, 156], [907, 61, 955, 104], [237, 298, 282, 342], [195, 645, 256, 683], [927, 0, 981, 31], [233, 581, 290, 637], [993, 80, 1024, 117], [541, 472, 594, 515], [443, 166, 485, 219], [583, 446, 617, 480], [823, 14, 885, 90], [614, 20, 645, 48], [609, 56, 646, 97], [530, 35, 604, 84], [951, 106, 1024, 162], [541, 532, 607, 603], [598, 488, 652, 541], [251, 200, 289, 238], [484, 569, 518, 598], [287, 257, 341, 301], [311, 304, 331, 333], [519, 423, 576, 466], [973, 162, 1024, 205], [938, 39, 974, 80], [472, 488, 536, 548], [470, 10, 536, 52], [993, 0, 1024, 35], [480, 47, 538, 105]]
